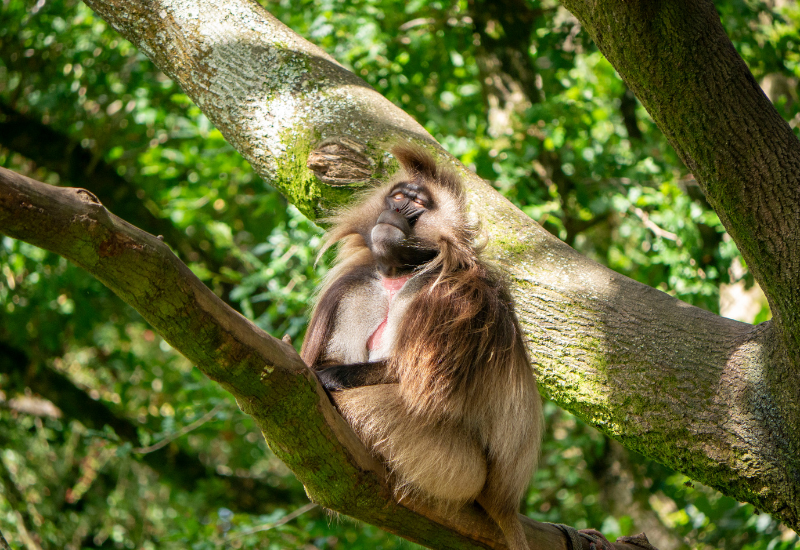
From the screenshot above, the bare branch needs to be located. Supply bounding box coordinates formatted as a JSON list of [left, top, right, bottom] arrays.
[[629, 207, 682, 245], [224, 502, 319, 541], [132, 403, 225, 454]]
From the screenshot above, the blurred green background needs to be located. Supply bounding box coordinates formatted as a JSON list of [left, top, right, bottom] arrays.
[[0, 0, 795, 548]]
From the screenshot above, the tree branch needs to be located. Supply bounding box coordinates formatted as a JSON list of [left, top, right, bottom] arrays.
[[131, 402, 225, 454], [82, 0, 433, 219]]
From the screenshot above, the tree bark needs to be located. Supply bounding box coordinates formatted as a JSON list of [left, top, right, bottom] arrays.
[[0, 0, 797, 541]]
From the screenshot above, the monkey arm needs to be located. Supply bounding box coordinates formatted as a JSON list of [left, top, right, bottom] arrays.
[[316, 361, 396, 391], [301, 264, 378, 368]]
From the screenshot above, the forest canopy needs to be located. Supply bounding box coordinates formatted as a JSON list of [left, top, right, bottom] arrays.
[[0, 0, 798, 549]]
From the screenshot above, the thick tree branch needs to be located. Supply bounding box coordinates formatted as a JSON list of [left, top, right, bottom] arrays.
[[558, 0, 800, 366], [81, 0, 433, 219], [0, 166, 651, 549]]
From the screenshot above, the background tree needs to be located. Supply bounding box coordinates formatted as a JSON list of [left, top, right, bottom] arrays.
[[0, 0, 798, 549]]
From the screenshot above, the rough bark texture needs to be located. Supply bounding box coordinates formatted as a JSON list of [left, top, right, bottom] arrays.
[[81, 0, 434, 219], [1, 0, 798, 541]]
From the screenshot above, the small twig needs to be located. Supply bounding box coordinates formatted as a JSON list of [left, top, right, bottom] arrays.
[[277, 244, 298, 264], [629, 207, 682, 245], [133, 402, 225, 454], [0, 395, 62, 419], [399, 17, 435, 31], [223, 502, 318, 542], [0, 458, 42, 550]]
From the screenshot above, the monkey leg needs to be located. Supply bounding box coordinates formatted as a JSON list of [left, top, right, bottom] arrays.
[[332, 385, 487, 504], [476, 495, 528, 550]]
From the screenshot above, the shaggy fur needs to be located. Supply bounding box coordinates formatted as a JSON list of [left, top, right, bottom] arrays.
[[301, 145, 543, 550]]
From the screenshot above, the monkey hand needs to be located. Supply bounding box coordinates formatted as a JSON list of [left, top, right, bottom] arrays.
[[316, 361, 396, 391], [317, 365, 351, 391]]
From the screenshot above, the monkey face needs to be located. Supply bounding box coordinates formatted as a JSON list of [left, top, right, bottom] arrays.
[[369, 182, 437, 275]]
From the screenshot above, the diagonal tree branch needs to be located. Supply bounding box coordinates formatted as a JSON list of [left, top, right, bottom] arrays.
[[82, 0, 433, 218]]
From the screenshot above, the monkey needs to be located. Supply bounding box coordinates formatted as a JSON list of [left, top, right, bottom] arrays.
[[301, 145, 543, 550]]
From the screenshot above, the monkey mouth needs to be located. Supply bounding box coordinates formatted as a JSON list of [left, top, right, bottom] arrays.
[[374, 220, 407, 235], [375, 210, 411, 234], [371, 223, 406, 250]]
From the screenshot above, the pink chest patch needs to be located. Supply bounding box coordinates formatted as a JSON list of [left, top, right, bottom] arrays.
[[367, 275, 411, 351]]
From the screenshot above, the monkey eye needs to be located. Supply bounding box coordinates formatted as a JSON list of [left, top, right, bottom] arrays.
[[412, 198, 426, 208], [393, 192, 405, 200]]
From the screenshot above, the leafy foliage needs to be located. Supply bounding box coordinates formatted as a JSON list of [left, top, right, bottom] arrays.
[[0, 0, 796, 548]]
